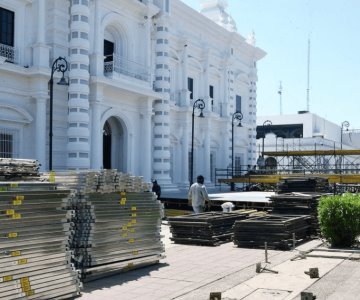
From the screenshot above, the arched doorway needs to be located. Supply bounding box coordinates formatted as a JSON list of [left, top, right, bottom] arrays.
[[102, 117, 127, 171], [103, 121, 112, 169]]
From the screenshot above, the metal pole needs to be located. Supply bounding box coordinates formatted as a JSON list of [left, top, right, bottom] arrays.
[[190, 99, 205, 186], [49, 76, 54, 171], [190, 107, 195, 186], [48, 57, 68, 171], [231, 120, 234, 191]]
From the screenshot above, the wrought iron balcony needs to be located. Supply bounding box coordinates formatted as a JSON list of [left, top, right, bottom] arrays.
[[104, 55, 150, 82], [0, 43, 16, 64]]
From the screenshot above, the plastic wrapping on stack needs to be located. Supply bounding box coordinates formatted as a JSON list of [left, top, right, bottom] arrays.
[[269, 193, 322, 235], [277, 177, 329, 194], [233, 214, 311, 250], [0, 182, 82, 299], [51, 170, 163, 282], [168, 212, 251, 246], [0, 159, 40, 180]]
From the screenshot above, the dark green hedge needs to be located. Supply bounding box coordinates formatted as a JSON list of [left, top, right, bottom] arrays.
[[318, 193, 360, 247]]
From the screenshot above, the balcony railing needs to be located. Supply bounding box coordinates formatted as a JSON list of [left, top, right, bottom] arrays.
[[0, 43, 16, 64], [104, 55, 150, 82]]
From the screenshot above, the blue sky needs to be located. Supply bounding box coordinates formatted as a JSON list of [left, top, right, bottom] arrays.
[[180, 0, 360, 129]]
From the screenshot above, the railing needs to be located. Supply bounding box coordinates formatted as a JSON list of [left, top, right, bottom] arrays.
[[215, 164, 360, 188], [0, 43, 16, 64], [104, 55, 150, 82]]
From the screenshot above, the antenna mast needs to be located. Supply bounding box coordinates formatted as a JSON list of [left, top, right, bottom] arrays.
[[278, 81, 282, 115], [306, 38, 310, 111]]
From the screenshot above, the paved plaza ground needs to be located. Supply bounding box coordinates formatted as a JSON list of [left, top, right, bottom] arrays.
[[79, 222, 360, 300]]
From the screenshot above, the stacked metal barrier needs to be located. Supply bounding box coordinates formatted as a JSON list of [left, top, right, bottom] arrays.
[[233, 214, 311, 250], [277, 177, 329, 194], [0, 182, 81, 299], [51, 170, 163, 282], [168, 212, 252, 246], [0, 159, 40, 180], [269, 193, 322, 235]]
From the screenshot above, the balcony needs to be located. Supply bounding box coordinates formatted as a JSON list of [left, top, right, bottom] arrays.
[[0, 43, 17, 64], [104, 55, 150, 83]]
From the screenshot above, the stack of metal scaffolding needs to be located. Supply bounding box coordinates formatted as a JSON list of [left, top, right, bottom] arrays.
[[277, 177, 329, 194], [269, 193, 322, 235], [0, 182, 82, 299], [233, 214, 311, 250], [51, 170, 163, 282], [168, 212, 250, 246], [0, 158, 40, 180]]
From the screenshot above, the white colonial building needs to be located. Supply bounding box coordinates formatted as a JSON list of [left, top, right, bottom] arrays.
[[0, 0, 265, 189]]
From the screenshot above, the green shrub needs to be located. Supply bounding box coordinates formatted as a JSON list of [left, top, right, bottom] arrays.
[[318, 193, 360, 247]]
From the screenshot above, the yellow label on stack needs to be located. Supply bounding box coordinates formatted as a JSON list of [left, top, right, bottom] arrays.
[[25, 290, 35, 296], [6, 209, 15, 215], [121, 226, 127, 231], [15, 195, 24, 201], [0, 187, 7, 191], [122, 233, 128, 238], [49, 171, 56, 183], [18, 258, 28, 265], [131, 219, 136, 224], [20, 277, 29, 285], [131, 213, 137, 217], [12, 213, 21, 219], [130, 228, 135, 233], [3, 275, 13, 282], [11, 250, 21, 257], [8, 232, 18, 238], [127, 262, 134, 268], [131, 207, 137, 211], [132, 250, 139, 256], [10, 183, 18, 188], [127, 222, 132, 227], [121, 191, 126, 196], [128, 238, 135, 243], [12, 200, 22, 206], [120, 198, 126, 205]]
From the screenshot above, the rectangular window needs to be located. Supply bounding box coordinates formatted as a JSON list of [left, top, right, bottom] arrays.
[[188, 77, 193, 100], [236, 95, 242, 112], [0, 132, 13, 158], [0, 7, 14, 46], [209, 85, 214, 98]]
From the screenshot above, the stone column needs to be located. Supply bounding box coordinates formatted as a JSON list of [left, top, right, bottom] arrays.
[[140, 102, 152, 182], [181, 120, 189, 185], [33, 0, 50, 68], [180, 44, 189, 107], [67, 1, 91, 169], [90, 0, 103, 76], [35, 96, 47, 171], [152, 15, 172, 184]]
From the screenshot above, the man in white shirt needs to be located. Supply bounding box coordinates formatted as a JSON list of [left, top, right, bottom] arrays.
[[188, 175, 210, 214]]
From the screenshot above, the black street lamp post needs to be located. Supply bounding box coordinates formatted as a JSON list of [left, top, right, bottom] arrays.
[[49, 57, 68, 171], [190, 99, 205, 186], [231, 111, 243, 191]]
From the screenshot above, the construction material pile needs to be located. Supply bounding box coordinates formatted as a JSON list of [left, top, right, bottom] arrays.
[[168, 212, 251, 246], [269, 193, 322, 235], [0, 182, 81, 299], [277, 177, 329, 194], [51, 170, 163, 282], [233, 214, 311, 250], [0, 158, 40, 180]]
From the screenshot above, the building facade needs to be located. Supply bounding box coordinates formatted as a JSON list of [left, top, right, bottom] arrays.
[[0, 0, 265, 189]]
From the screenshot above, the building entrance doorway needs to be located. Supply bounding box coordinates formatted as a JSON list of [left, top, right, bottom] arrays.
[[102, 117, 127, 172], [103, 121, 112, 169]]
